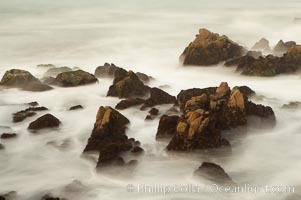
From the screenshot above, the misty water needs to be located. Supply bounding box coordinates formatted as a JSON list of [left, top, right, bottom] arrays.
[[0, 0, 301, 199]]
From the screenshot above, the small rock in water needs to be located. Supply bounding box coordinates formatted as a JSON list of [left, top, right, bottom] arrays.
[[13, 106, 48, 123], [28, 114, 61, 131], [282, 101, 301, 109], [0, 143, 4, 150], [149, 108, 159, 116], [27, 101, 39, 106], [1, 133, 17, 139], [156, 115, 179, 139], [131, 146, 144, 154], [69, 105, 83, 110]]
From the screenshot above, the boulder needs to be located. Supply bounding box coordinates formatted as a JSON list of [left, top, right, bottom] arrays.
[[28, 114, 61, 131], [235, 86, 255, 96], [273, 40, 297, 54], [69, 105, 83, 110], [44, 66, 72, 77], [149, 108, 159, 116], [115, 98, 145, 110], [55, 70, 97, 87], [156, 115, 179, 139], [94, 63, 127, 78], [107, 71, 149, 98], [41, 76, 57, 85], [251, 38, 271, 51], [142, 87, 176, 108], [13, 106, 48, 123], [1, 133, 17, 139], [224, 55, 254, 67], [194, 162, 234, 185], [83, 106, 142, 167], [27, 101, 39, 106], [181, 28, 244, 66]]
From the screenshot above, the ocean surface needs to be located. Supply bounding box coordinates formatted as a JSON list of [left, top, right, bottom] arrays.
[[0, 0, 301, 199]]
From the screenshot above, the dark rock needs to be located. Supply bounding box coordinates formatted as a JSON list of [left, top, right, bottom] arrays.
[[44, 66, 72, 77], [41, 76, 57, 85], [156, 115, 179, 139], [235, 86, 255, 96], [1, 133, 17, 139], [149, 108, 159, 116], [28, 114, 61, 131], [194, 162, 234, 185], [282, 101, 301, 109], [115, 98, 145, 110], [22, 82, 53, 92], [41, 194, 67, 200], [0, 196, 4, 200], [13, 106, 48, 123], [27, 101, 39, 106], [94, 63, 127, 78], [0, 143, 4, 150], [246, 101, 276, 120], [224, 55, 255, 67], [55, 70, 97, 87], [273, 40, 297, 54], [251, 38, 271, 51], [142, 87, 176, 108], [145, 115, 153, 121], [131, 146, 144, 154], [107, 71, 149, 98], [69, 105, 83, 110], [181, 28, 245, 66], [136, 72, 153, 83]]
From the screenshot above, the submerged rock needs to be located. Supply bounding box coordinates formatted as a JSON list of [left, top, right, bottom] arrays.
[[115, 98, 145, 110], [44, 66, 72, 77], [107, 71, 149, 98], [181, 28, 244, 66], [13, 106, 48, 123], [156, 115, 179, 139], [251, 38, 271, 51], [194, 162, 234, 185], [1, 133, 17, 139], [69, 105, 83, 110], [55, 70, 97, 87], [28, 114, 61, 131]]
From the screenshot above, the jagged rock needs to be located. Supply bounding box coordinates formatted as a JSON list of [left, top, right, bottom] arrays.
[[251, 38, 271, 51], [142, 87, 176, 109], [55, 70, 97, 87], [28, 114, 61, 131], [181, 28, 244, 66], [0, 69, 53, 91], [156, 115, 179, 139], [13, 106, 48, 123], [83, 106, 142, 167], [37, 64, 56, 68], [44, 66, 72, 77], [273, 40, 296, 54], [282, 101, 301, 109], [149, 108, 159, 116], [1, 133, 17, 139], [107, 71, 149, 98], [69, 105, 83, 110], [194, 162, 234, 185], [94, 63, 127, 78], [115, 98, 145, 110], [41, 76, 57, 85]]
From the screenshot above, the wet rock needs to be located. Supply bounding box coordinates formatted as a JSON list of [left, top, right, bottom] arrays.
[[142, 87, 176, 108], [1, 133, 17, 139], [194, 162, 234, 185], [37, 64, 56, 68], [282, 101, 301, 109], [149, 108, 159, 116], [55, 70, 97, 87], [251, 38, 271, 51], [41, 76, 57, 85], [13, 106, 48, 123], [115, 98, 145, 110], [246, 101, 275, 120], [181, 28, 244, 66], [69, 105, 83, 110], [94, 63, 127, 78], [44, 66, 72, 77], [107, 71, 149, 98], [156, 115, 180, 139], [83, 106, 141, 167], [273, 40, 297, 54], [28, 114, 61, 131]]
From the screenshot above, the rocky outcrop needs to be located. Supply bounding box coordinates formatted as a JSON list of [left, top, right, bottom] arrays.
[[251, 38, 271, 51], [69, 105, 83, 110], [273, 40, 296, 54], [83, 106, 142, 167], [0, 69, 53, 91], [44, 67, 72, 77], [55, 70, 97, 87], [28, 114, 61, 131], [194, 162, 234, 185], [107, 71, 149, 98], [162, 82, 275, 151], [156, 115, 179, 139], [1, 133, 17, 139], [181, 28, 244, 66], [13, 106, 48, 122], [115, 98, 145, 110]]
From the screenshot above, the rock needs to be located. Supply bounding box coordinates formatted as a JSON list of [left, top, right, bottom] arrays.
[[273, 40, 297, 54], [69, 105, 83, 110], [136, 72, 152, 83], [184, 94, 209, 112], [0, 69, 52, 91], [246, 101, 275, 120], [13, 106, 48, 123], [37, 64, 56, 68], [142, 87, 176, 108], [282, 101, 301, 109], [131, 146, 144, 154], [27, 101, 39, 106], [251, 38, 271, 51], [107, 71, 149, 98], [0, 143, 4, 150], [224, 55, 255, 67], [194, 162, 234, 185], [181, 28, 244, 66], [94, 63, 127, 78], [28, 114, 61, 131], [115, 98, 145, 110], [55, 70, 97, 87], [149, 108, 159, 116], [83, 106, 141, 167], [41, 194, 66, 200], [41, 76, 57, 85], [235, 86, 255, 96], [246, 51, 262, 59], [44, 66, 72, 77], [156, 115, 179, 139], [1, 133, 17, 139]]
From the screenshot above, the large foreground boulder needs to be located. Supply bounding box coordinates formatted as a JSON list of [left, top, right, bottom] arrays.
[[181, 28, 244, 66], [28, 114, 61, 131], [107, 71, 149, 98], [0, 69, 53, 91], [83, 106, 142, 167], [55, 70, 98, 87]]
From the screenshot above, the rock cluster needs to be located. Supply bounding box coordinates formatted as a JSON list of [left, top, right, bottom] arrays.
[[13, 106, 48, 122]]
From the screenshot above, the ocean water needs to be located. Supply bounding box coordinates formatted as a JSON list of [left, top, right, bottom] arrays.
[[0, 0, 301, 199]]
